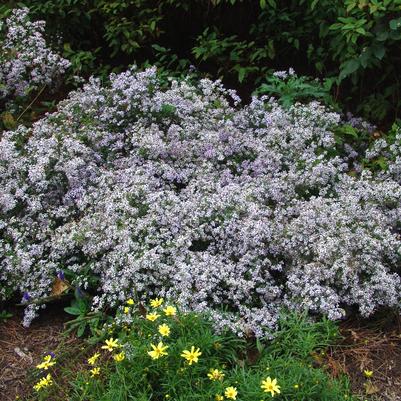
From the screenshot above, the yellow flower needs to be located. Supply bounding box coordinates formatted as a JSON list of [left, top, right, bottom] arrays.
[[225, 386, 238, 400], [261, 377, 281, 397], [364, 370, 373, 378], [87, 352, 100, 365], [163, 305, 177, 316], [33, 373, 53, 391], [158, 323, 171, 337], [101, 338, 120, 352], [36, 355, 56, 370], [90, 367, 100, 377], [113, 352, 125, 362], [207, 368, 225, 381], [294, 383, 299, 389], [148, 342, 169, 359], [150, 297, 164, 308], [146, 312, 160, 321], [124, 306, 130, 314], [215, 395, 224, 401], [181, 346, 202, 365], [126, 298, 134, 305]]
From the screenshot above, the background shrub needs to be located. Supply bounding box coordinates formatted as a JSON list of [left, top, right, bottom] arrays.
[[1, 0, 400, 125]]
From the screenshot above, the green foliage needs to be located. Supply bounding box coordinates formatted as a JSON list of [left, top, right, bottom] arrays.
[[3, 0, 399, 125], [31, 304, 354, 400], [255, 71, 338, 109], [64, 289, 105, 337], [0, 309, 13, 323]]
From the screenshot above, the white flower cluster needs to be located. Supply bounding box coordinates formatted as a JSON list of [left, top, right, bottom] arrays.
[[1, 67, 400, 335], [0, 8, 70, 102]]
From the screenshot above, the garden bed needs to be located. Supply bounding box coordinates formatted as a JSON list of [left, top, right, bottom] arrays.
[[1, 308, 401, 400]]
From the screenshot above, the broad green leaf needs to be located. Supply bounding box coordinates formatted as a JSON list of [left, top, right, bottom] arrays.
[[64, 306, 81, 316], [339, 59, 360, 80], [376, 30, 389, 41], [373, 45, 385, 60], [389, 18, 401, 30]]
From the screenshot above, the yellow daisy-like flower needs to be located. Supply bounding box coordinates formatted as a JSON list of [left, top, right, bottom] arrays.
[[124, 306, 130, 314], [364, 370, 373, 378], [158, 323, 171, 337], [150, 297, 164, 308], [90, 367, 100, 377], [113, 352, 125, 362], [148, 342, 169, 360], [36, 355, 56, 370], [163, 305, 177, 316], [261, 377, 281, 397], [101, 338, 120, 352], [126, 298, 134, 305], [224, 386, 238, 400], [33, 374, 53, 391], [207, 368, 225, 381], [215, 395, 224, 401], [181, 346, 202, 365], [146, 312, 160, 321], [87, 352, 100, 365]]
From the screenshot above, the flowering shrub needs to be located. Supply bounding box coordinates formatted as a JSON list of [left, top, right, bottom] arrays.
[[31, 301, 353, 400], [0, 7, 70, 103], [1, 67, 401, 333]]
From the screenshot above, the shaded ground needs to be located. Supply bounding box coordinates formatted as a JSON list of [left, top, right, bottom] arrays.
[[328, 312, 401, 401], [0, 304, 80, 401], [0, 306, 400, 400]]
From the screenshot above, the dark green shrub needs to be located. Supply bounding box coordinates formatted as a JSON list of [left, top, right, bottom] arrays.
[[2, 1, 400, 126]]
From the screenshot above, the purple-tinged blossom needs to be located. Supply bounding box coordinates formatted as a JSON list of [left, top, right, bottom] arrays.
[[1, 67, 401, 335]]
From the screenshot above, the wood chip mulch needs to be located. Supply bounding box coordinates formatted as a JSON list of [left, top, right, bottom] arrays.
[[0, 304, 79, 401], [328, 312, 401, 401]]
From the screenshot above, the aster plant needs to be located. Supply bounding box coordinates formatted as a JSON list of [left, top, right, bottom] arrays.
[[1, 66, 400, 335]]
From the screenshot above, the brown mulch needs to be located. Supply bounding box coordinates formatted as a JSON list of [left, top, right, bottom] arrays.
[[0, 304, 80, 401], [328, 312, 401, 401]]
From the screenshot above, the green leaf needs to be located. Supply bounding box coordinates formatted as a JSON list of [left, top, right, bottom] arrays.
[[77, 323, 86, 337], [161, 103, 176, 115], [238, 67, 246, 83], [389, 18, 401, 30], [311, 0, 319, 10], [259, 0, 266, 9], [376, 30, 389, 41], [151, 44, 166, 52], [267, 0, 277, 8], [375, 157, 388, 170], [64, 306, 82, 316], [339, 59, 360, 80], [373, 45, 385, 60]]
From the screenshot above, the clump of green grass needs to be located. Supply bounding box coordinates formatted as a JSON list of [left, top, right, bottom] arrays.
[[30, 300, 354, 401]]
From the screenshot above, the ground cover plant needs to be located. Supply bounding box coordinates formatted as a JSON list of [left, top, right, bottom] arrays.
[[27, 300, 354, 401], [1, 64, 401, 337]]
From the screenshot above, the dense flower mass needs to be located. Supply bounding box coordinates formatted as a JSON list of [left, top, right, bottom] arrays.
[[1, 67, 401, 335], [0, 8, 70, 102]]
